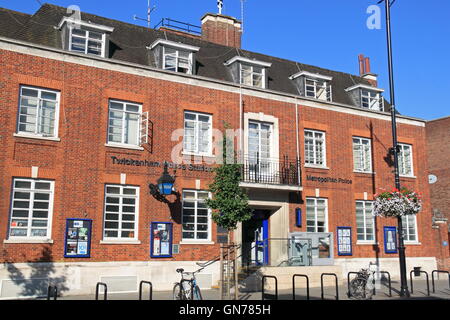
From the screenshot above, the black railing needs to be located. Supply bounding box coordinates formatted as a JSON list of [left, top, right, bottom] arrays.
[[240, 155, 301, 186], [154, 18, 202, 35]]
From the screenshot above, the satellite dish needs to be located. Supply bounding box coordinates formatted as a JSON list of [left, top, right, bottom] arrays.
[[428, 174, 438, 184]]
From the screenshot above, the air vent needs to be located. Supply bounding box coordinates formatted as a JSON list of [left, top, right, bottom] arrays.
[[173, 244, 180, 254]]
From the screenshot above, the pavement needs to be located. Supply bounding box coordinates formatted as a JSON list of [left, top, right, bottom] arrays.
[[44, 280, 450, 301]]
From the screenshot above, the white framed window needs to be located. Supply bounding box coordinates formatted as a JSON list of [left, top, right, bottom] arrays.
[[163, 47, 193, 74], [8, 178, 54, 240], [356, 201, 376, 242], [304, 129, 326, 167], [398, 144, 414, 177], [306, 198, 328, 233], [402, 215, 418, 243], [182, 190, 211, 241], [107, 100, 143, 147], [305, 78, 332, 101], [353, 137, 372, 173], [103, 185, 139, 241], [17, 86, 60, 138], [69, 27, 105, 57], [240, 64, 265, 88], [184, 111, 212, 156], [361, 89, 383, 111]]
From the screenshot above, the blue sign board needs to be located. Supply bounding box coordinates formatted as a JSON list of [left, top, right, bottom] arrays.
[[384, 226, 398, 254], [151, 222, 173, 258], [337, 227, 352, 256], [64, 219, 92, 258]]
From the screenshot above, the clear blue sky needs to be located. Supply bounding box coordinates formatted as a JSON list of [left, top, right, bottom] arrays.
[[1, 0, 449, 120]]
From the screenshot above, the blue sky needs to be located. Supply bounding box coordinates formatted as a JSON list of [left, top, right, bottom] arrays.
[[1, 0, 449, 120]]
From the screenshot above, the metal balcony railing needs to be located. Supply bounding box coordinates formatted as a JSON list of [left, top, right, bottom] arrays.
[[240, 155, 301, 186]]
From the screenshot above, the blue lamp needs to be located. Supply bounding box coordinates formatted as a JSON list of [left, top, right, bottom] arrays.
[[157, 163, 175, 195]]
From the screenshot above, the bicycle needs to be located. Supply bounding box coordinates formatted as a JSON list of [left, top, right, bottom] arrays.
[[348, 268, 375, 300], [173, 268, 203, 300]]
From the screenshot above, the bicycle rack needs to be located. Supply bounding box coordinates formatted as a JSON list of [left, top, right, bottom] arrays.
[[379, 271, 392, 297], [431, 270, 450, 294], [292, 274, 309, 300], [139, 281, 153, 300], [180, 279, 194, 300], [262, 276, 278, 301], [321, 273, 339, 300], [409, 270, 430, 296], [95, 282, 108, 300], [47, 285, 58, 300]]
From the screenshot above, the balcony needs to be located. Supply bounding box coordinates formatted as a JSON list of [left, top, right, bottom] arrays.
[[239, 155, 302, 191]]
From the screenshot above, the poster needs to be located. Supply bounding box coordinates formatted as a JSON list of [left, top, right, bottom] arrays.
[[151, 222, 173, 258], [337, 227, 352, 256], [64, 219, 92, 258], [384, 226, 398, 254]]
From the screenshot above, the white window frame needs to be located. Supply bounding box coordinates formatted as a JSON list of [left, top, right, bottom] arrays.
[[8, 178, 55, 241], [68, 26, 106, 57], [306, 198, 328, 233], [402, 215, 419, 243], [356, 200, 376, 244], [181, 190, 212, 243], [398, 143, 414, 177], [304, 129, 327, 168], [240, 63, 266, 88], [107, 100, 143, 148], [353, 137, 373, 173], [162, 46, 194, 74], [361, 89, 384, 111], [183, 111, 213, 156], [103, 185, 140, 242], [305, 77, 332, 102], [17, 86, 60, 139]]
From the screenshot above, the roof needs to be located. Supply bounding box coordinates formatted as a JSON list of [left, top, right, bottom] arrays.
[[1, 3, 393, 112]]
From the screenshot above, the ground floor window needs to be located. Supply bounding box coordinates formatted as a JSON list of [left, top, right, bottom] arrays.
[[356, 201, 375, 242], [402, 214, 418, 242], [103, 185, 139, 240], [9, 178, 54, 239], [306, 198, 328, 232], [182, 190, 211, 241]]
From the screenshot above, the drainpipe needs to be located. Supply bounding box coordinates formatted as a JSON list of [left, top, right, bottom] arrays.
[[295, 100, 301, 186]]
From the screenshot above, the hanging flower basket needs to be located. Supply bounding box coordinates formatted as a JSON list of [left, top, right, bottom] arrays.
[[373, 187, 422, 218]]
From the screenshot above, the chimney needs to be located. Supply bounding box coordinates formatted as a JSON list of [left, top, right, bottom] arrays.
[[201, 13, 242, 48], [358, 54, 378, 87]]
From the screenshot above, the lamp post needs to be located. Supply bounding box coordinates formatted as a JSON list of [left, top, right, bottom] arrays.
[[149, 163, 176, 202], [379, 0, 410, 297]]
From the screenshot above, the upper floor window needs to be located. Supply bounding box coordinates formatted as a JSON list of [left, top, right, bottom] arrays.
[[150, 39, 200, 75], [304, 129, 326, 167], [9, 178, 54, 240], [184, 111, 212, 156], [70, 28, 105, 56], [224, 56, 271, 89], [17, 86, 60, 138], [345, 84, 384, 111], [398, 144, 414, 177], [353, 137, 372, 173], [290, 71, 332, 102], [108, 100, 146, 147]]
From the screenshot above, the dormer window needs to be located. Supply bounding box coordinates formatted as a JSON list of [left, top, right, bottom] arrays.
[[58, 17, 114, 58], [224, 56, 272, 89], [346, 84, 384, 111], [289, 71, 332, 102], [149, 39, 200, 75]]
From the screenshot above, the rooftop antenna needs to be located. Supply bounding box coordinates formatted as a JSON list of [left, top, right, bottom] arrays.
[[134, 0, 157, 28], [218, 0, 223, 15], [240, 0, 247, 34]]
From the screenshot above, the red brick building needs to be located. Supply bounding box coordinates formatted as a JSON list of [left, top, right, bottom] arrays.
[[426, 116, 450, 270], [0, 4, 444, 298]]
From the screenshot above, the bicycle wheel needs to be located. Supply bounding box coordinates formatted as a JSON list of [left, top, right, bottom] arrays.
[[173, 283, 183, 300], [193, 285, 203, 300], [349, 278, 367, 299]]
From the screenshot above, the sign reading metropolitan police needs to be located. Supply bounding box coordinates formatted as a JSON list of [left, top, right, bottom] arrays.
[[307, 175, 352, 185]]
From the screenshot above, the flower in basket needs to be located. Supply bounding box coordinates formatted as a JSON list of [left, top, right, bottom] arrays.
[[373, 187, 422, 218]]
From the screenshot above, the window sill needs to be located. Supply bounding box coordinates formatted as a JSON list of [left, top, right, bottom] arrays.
[[180, 241, 215, 245], [356, 241, 378, 245], [105, 143, 144, 151], [14, 133, 60, 142], [182, 152, 215, 158], [404, 241, 421, 246], [354, 171, 376, 175], [100, 240, 141, 245], [4, 239, 54, 244], [305, 165, 330, 170], [399, 175, 416, 179]]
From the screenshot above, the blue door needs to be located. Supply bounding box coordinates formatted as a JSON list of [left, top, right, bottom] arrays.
[[243, 210, 270, 266]]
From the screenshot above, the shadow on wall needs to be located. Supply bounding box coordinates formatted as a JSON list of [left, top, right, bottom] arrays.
[[3, 246, 69, 299]]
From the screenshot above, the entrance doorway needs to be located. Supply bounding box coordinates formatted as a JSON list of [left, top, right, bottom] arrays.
[[242, 210, 270, 266]]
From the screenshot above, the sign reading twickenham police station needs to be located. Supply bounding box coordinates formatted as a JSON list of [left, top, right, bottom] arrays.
[[111, 156, 214, 172], [307, 175, 353, 185]]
